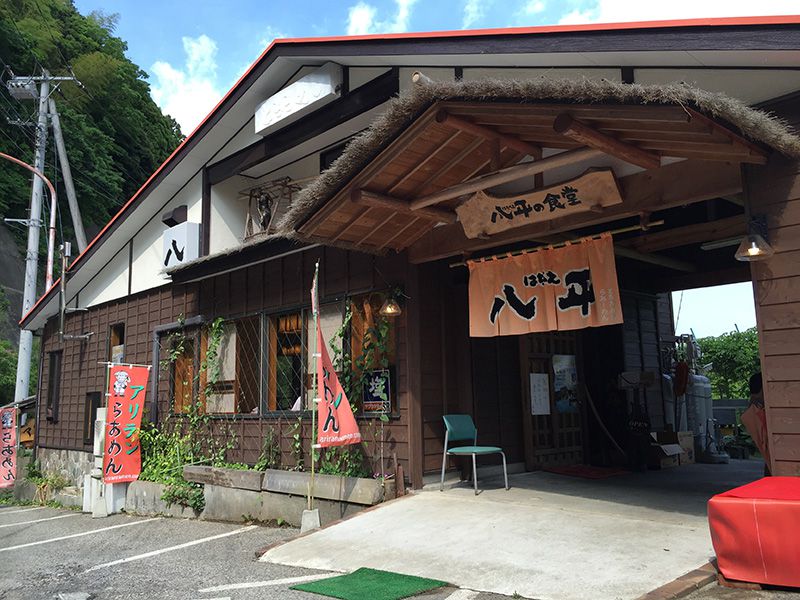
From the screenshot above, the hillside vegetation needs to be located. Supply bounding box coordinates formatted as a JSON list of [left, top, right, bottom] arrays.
[[0, 0, 183, 248]]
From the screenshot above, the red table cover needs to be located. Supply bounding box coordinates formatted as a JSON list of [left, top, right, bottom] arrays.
[[708, 477, 800, 587]]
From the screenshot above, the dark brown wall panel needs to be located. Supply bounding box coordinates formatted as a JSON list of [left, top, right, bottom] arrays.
[[748, 157, 800, 477], [36, 247, 413, 476]]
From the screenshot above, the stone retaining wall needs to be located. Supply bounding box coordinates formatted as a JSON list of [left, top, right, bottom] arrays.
[[37, 447, 93, 489]]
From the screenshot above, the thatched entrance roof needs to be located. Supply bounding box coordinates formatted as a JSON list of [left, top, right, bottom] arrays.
[[276, 78, 800, 255]]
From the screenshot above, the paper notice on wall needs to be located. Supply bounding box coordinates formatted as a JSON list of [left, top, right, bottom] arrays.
[[530, 373, 551, 416]]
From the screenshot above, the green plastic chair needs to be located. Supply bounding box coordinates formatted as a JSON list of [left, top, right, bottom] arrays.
[[441, 414, 509, 494]]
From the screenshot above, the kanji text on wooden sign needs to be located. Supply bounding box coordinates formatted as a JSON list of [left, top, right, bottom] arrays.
[[468, 232, 623, 337], [456, 169, 623, 239]]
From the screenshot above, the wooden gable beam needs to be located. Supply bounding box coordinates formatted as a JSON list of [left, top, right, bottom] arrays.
[[408, 159, 742, 264], [619, 214, 746, 254], [553, 113, 661, 170], [410, 146, 603, 210], [436, 110, 542, 158], [352, 189, 457, 223], [614, 246, 696, 272]]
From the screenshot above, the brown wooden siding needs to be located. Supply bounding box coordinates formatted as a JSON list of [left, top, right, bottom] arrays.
[[418, 261, 526, 474], [36, 247, 416, 479], [38, 284, 199, 451], [621, 291, 673, 429], [748, 156, 800, 476]]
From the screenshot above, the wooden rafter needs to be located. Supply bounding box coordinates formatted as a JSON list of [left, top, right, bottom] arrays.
[[378, 216, 421, 251], [356, 211, 399, 247], [436, 110, 542, 158], [408, 136, 485, 196], [352, 189, 457, 223], [330, 206, 373, 243], [553, 113, 661, 170], [410, 146, 602, 210], [386, 129, 462, 194], [614, 246, 696, 272], [619, 214, 746, 253]]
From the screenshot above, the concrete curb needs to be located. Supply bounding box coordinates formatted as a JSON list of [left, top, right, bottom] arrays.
[[254, 491, 413, 559], [636, 562, 718, 600]]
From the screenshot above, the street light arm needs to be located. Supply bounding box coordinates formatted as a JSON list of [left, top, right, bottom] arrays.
[[0, 151, 58, 289]]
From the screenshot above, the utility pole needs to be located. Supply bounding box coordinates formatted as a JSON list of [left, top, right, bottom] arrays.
[[49, 97, 87, 252], [13, 74, 49, 404], [5, 69, 85, 404]]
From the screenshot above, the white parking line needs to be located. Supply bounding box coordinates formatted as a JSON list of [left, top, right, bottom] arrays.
[[0, 513, 80, 528], [198, 573, 333, 593], [446, 589, 480, 600], [0, 506, 47, 515], [0, 517, 160, 553], [85, 525, 259, 572]]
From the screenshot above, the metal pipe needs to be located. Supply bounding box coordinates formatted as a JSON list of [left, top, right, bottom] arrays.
[[448, 220, 666, 268]]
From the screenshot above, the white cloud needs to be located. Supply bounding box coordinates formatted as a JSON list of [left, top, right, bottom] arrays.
[[463, 0, 488, 28], [150, 34, 224, 135], [557, 0, 800, 24], [520, 0, 546, 16], [346, 0, 418, 35]]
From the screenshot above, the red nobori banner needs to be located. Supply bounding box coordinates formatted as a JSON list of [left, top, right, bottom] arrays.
[[468, 232, 623, 337], [103, 365, 149, 484], [0, 408, 17, 489], [316, 323, 363, 447]]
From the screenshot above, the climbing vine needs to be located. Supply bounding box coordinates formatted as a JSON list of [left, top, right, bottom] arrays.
[[323, 294, 394, 479], [140, 318, 238, 511]]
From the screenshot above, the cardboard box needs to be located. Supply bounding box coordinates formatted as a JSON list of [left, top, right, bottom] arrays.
[[648, 440, 682, 470], [678, 431, 695, 465]]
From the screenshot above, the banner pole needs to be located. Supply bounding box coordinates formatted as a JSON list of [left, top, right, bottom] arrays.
[[309, 259, 320, 512]]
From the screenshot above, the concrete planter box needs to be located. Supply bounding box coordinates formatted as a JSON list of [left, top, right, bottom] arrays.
[[125, 480, 201, 519], [183, 466, 394, 527], [261, 469, 390, 506]]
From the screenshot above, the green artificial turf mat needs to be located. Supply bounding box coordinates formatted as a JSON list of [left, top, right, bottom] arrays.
[[291, 567, 448, 600]]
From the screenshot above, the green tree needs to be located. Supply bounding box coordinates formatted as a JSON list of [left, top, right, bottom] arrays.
[[0, 0, 182, 396], [0, 0, 182, 246], [697, 327, 760, 400]]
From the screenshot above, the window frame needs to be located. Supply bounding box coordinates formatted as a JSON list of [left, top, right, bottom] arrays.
[[46, 350, 62, 423], [160, 292, 400, 422], [83, 391, 102, 445]]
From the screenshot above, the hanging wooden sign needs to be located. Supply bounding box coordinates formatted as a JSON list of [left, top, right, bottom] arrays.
[[468, 232, 623, 337], [456, 169, 623, 239]]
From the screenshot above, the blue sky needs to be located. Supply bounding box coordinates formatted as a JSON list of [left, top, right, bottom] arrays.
[[71, 0, 775, 337]]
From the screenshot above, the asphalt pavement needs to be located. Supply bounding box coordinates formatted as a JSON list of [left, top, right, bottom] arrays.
[[0, 504, 511, 600]]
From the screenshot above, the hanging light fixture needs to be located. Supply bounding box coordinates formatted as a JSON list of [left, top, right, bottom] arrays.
[[379, 296, 402, 317], [734, 215, 774, 262]]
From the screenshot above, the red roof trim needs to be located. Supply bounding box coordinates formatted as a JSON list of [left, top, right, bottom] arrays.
[[273, 15, 800, 44], [19, 14, 800, 327]]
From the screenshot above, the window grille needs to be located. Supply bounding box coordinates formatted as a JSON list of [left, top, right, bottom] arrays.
[[156, 299, 399, 418]]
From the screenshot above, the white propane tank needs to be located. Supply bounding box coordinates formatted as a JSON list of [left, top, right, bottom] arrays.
[[687, 374, 728, 463]]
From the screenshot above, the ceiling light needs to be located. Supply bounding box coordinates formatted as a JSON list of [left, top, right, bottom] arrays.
[[735, 233, 774, 262], [379, 297, 402, 317]]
